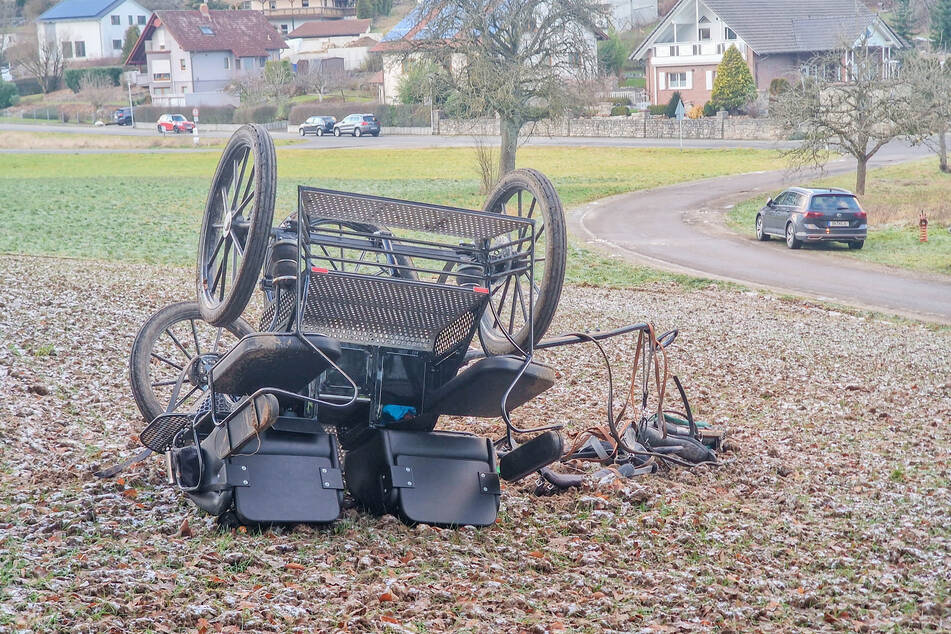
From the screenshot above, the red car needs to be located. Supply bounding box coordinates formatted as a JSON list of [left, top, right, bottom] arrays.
[[156, 114, 195, 134]]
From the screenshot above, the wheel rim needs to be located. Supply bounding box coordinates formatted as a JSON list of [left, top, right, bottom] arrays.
[[480, 174, 564, 352], [786, 225, 793, 246], [756, 216, 763, 236], [133, 304, 250, 421]]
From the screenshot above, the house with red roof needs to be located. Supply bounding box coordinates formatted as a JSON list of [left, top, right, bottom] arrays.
[[283, 18, 378, 70], [125, 6, 286, 107]]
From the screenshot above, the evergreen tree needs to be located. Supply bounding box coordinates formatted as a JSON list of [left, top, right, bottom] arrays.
[[356, 0, 374, 19], [664, 91, 682, 118], [710, 45, 756, 114], [932, 0, 951, 50], [120, 25, 140, 63], [890, 0, 914, 43]]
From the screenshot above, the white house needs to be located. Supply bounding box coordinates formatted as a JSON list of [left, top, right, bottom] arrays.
[[126, 7, 286, 107], [37, 0, 149, 63], [282, 18, 378, 71], [604, 0, 658, 30]]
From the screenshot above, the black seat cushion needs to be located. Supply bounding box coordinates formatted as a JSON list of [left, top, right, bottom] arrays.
[[211, 333, 342, 396], [423, 355, 555, 418]]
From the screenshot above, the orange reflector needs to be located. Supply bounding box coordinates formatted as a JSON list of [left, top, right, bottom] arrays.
[[474, 286, 489, 294], [311, 267, 329, 273]]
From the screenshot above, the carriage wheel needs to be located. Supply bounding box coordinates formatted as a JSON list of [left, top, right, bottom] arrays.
[[197, 124, 276, 326], [480, 169, 566, 355], [129, 302, 253, 423]]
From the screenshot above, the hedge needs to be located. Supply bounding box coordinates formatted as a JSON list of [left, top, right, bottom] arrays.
[[14, 77, 43, 96], [288, 102, 430, 127], [131, 105, 236, 124], [609, 105, 630, 117], [647, 104, 667, 116], [233, 104, 277, 124], [64, 66, 124, 93]]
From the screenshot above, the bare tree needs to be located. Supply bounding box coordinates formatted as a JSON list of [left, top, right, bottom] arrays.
[[294, 60, 343, 102], [772, 40, 907, 195], [10, 31, 66, 93], [899, 52, 951, 173], [411, 0, 608, 175], [79, 73, 118, 121]]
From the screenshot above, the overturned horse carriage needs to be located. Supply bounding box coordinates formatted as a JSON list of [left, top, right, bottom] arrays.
[[116, 125, 714, 528]]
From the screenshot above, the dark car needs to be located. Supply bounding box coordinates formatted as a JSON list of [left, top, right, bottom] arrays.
[[333, 113, 381, 137], [756, 187, 868, 250], [113, 107, 133, 126], [298, 115, 336, 136]]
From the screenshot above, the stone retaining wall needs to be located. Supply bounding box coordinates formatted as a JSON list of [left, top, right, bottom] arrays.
[[434, 111, 783, 141]]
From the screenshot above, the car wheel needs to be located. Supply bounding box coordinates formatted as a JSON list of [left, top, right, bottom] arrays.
[[372, 132, 379, 137], [785, 223, 801, 249], [755, 214, 769, 241], [354, 128, 361, 137], [316, 128, 323, 136], [333, 128, 341, 137], [848, 240, 865, 250], [299, 128, 306, 136]]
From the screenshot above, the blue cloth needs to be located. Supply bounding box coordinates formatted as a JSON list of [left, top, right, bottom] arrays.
[[381, 404, 417, 423]]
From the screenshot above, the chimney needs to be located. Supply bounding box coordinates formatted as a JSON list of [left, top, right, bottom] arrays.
[[199, 3, 210, 18]]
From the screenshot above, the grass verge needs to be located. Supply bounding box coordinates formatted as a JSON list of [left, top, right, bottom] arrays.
[[726, 159, 951, 276], [0, 146, 784, 287]]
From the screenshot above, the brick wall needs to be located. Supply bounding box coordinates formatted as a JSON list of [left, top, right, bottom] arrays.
[[434, 111, 783, 141]]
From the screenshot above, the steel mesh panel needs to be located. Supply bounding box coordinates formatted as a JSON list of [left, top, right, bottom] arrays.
[[259, 291, 295, 331], [299, 187, 531, 241], [434, 311, 476, 356], [300, 272, 487, 352], [139, 413, 193, 452]]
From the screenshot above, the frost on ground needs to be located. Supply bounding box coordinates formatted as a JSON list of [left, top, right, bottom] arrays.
[[0, 254, 948, 633]]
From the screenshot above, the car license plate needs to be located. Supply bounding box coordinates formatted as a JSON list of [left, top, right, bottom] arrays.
[[829, 221, 850, 227]]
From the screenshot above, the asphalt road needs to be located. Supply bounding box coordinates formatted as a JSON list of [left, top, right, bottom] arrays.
[[0, 122, 796, 151], [574, 142, 951, 324]]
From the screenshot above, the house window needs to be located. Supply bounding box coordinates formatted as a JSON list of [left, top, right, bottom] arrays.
[[692, 44, 701, 55], [258, 56, 266, 67], [269, 1, 276, 8], [280, 24, 288, 34], [138, 15, 146, 25], [302, 0, 309, 5], [669, 46, 678, 56], [224, 56, 230, 69], [180, 58, 186, 70], [153, 72, 171, 81], [111, 15, 120, 25], [128, 15, 133, 25], [725, 27, 737, 40], [62, 41, 73, 58], [242, 1, 251, 7], [698, 16, 710, 41], [235, 58, 241, 70], [199, 26, 214, 35], [668, 72, 688, 89], [181, 86, 187, 93], [74, 41, 85, 57], [113, 39, 122, 49]]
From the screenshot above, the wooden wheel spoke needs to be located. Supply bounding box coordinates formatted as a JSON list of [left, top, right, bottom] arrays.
[[235, 190, 254, 216], [172, 386, 200, 412], [190, 320, 201, 357], [232, 147, 250, 210], [150, 379, 178, 388], [240, 165, 255, 216], [219, 241, 231, 300], [513, 276, 529, 323], [230, 229, 245, 257]]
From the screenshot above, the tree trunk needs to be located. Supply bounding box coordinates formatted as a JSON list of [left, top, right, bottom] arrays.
[[855, 155, 868, 196], [939, 126, 949, 174], [499, 117, 520, 176]]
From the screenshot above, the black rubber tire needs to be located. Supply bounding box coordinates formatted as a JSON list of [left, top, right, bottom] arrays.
[[353, 128, 360, 137], [299, 128, 306, 136], [197, 124, 277, 326], [849, 240, 864, 250], [333, 127, 341, 137], [785, 223, 802, 249], [129, 302, 253, 423], [479, 168, 567, 355], [755, 214, 770, 241], [316, 128, 323, 137], [157, 125, 163, 134]]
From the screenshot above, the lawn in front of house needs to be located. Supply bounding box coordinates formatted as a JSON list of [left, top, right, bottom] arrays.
[[726, 159, 951, 276], [0, 145, 784, 287]]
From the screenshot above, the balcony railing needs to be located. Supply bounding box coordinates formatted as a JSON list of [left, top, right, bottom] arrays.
[[263, 5, 355, 18], [653, 41, 746, 60]]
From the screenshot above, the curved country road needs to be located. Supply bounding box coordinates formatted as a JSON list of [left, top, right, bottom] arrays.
[[572, 142, 951, 324]]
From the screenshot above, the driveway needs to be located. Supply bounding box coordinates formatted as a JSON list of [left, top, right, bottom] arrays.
[[573, 142, 951, 324]]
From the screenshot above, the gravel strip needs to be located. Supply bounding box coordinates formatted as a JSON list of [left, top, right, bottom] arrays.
[[1, 254, 948, 633]]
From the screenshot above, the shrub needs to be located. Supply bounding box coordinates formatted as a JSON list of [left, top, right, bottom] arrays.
[[0, 81, 18, 109], [769, 78, 790, 96], [14, 77, 42, 96], [609, 105, 630, 116], [233, 104, 278, 124], [687, 104, 703, 119], [664, 91, 682, 118], [648, 104, 667, 116], [132, 105, 235, 123], [710, 45, 756, 113], [610, 96, 632, 106], [702, 101, 717, 117], [64, 67, 123, 93]]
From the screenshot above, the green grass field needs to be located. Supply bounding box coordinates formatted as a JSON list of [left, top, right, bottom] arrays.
[[0, 146, 784, 287], [727, 159, 951, 276]]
